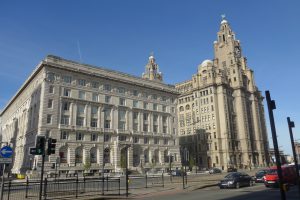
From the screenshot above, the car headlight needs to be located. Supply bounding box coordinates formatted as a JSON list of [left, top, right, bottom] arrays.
[[228, 181, 234, 184]]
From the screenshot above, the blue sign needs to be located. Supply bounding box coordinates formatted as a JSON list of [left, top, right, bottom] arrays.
[[0, 146, 13, 158]]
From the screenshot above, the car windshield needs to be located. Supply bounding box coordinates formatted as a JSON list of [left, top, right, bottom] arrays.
[[257, 171, 266, 175], [267, 169, 277, 174], [225, 173, 239, 178]]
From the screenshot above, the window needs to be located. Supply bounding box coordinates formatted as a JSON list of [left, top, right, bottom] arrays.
[[78, 79, 86, 86], [49, 85, 54, 93], [104, 134, 110, 142], [153, 94, 157, 100], [133, 137, 139, 143], [118, 110, 126, 130], [48, 99, 53, 108], [60, 131, 69, 140], [143, 113, 148, 121], [77, 105, 85, 114], [103, 148, 110, 164], [63, 88, 71, 97], [62, 102, 70, 111], [91, 134, 97, 141], [63, 75, 72, 83], [171, 107, 175, 113], [91, 106, 98, 115], [105, 95, 111, 103], [144, 137, 149, 144], [154, 138, 159, 144], [76, 132, 84, 140], [234, 77, 237, 82], [153, 104, 157, 111], [91, 118, 98, 127], [164, 138, 168, 145], [119, 135, 127, 141], [79, 91, 85, 99], [104, 84, 111, 91], [143, 102, 148, 109], [119, 98, 126, 106], [92, 81, 99, 89], [46, 115, 52, 124], [76, 117, 84, 126], [92, 93, 99, 101], [215, 142, 218, 150], [60, 115, 70, 125], [133, 100, 138, 108], [104, 109, 111, 129], [162, 105, 167, 112], [118, 87, 125, 94], [162, 96, 167, 102], [133, 90, 138, 96], [47, 72, 55, 81]]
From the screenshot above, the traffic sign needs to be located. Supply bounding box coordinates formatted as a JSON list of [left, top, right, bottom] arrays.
[[0, 146, 13, 158], [0, 158, 12, 164]]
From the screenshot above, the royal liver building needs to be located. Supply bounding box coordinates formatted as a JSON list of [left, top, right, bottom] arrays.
[[176, 18, 269, 170], [0, 55, 181, 174]]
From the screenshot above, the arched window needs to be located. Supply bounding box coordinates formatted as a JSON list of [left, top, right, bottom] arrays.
[[104, 148, 110, 164], [59, 146, 68, 164], [75, 147, 83, 164], [154, 149, 159, 164], [90, 147, 97, 163], [185, 105, 190, 110], [179, 106, 184, 112]]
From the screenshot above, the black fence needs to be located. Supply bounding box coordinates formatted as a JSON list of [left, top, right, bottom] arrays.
[[0, 173, 169, 199], [1, 176, 121, 200]]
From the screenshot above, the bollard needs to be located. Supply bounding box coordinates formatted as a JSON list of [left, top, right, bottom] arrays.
[[25, 176, 29, 198], [83, 174, 86, 193], [75, 174, 78, 198], [118, 177, 120, 196], [162, 173, 164, 188], [106, 175, 109, 192], [145, 174, 148, 188]]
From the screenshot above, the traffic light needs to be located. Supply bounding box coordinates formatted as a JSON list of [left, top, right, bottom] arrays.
[[47, 138, 57, 155], [36, 136, 46, 155]]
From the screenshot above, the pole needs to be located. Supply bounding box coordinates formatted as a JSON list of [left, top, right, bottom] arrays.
[[125, 146, 129, 197], [102, 136, 105, 195], [265, 91, 286, 200], [287, 117, 300, 197], [0, 164, 6, 200], [39, 154, 45, 200]]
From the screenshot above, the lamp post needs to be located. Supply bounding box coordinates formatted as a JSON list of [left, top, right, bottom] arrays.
[[287, 117, 300, 196]]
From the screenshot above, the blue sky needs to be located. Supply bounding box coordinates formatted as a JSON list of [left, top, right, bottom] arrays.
[[0, 0, 299, 156]]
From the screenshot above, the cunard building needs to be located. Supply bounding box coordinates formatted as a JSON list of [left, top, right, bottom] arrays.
[[0, 55, 181, 175], [176, 17, 269, 170]]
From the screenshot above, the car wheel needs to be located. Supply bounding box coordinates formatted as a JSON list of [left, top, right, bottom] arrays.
[[235, 182, 240, 189]]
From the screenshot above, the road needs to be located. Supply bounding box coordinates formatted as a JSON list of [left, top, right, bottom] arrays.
[[140, 184, 300, 200]]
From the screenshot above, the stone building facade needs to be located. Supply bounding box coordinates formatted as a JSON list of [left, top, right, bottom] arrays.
[[176, 18, 269, 170], [0, 55, 181, 174]]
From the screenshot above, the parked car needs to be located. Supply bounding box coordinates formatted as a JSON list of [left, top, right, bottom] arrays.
[[264, 165, 297, 188], [227, 167, 237, 172], [254, 169, 268, 183], [209, 168, 222, 174], [219, 172, 253, 189]]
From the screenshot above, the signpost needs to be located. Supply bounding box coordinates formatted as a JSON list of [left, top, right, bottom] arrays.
[[0, 145, 13, 200]]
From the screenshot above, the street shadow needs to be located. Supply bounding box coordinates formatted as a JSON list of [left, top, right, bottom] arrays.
[[220, 186, 299, 200]]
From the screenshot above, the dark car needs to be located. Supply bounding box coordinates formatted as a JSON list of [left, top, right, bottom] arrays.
[[219, 172, 253, 189], [209, 168, 222, 174], [227, 167, 237, 172], [254, 169, 268, 183]]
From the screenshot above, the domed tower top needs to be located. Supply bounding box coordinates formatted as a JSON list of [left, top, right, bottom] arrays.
[[142, 52, 163, 82]]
